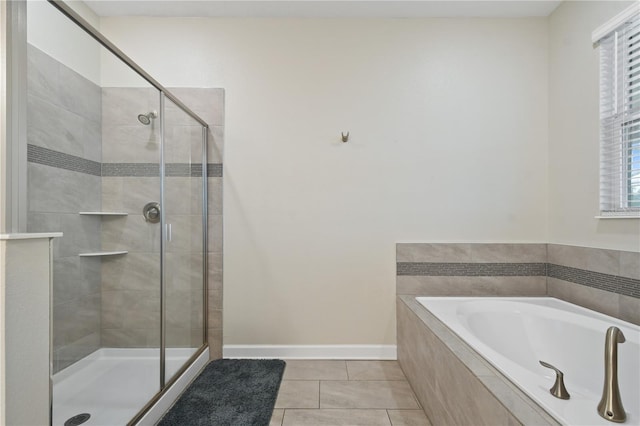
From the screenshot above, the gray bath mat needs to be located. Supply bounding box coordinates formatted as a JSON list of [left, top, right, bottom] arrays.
[[157, 359, 285, 426]]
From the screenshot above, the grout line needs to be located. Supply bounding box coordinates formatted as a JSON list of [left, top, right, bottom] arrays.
[[386, 409, 393, 425], [318, 380, 321, 409]]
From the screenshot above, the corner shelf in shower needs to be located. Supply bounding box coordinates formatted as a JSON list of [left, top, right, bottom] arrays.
[[79, 212, 128, 216], [78, 251, 128, 257]]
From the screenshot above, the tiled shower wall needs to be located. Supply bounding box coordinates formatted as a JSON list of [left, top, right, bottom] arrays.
[[169, 88, 225, 359], [26, 45, 103, 373], [396, 243, 640, 325], [100, 87, 225, 358], [26, 46, 225, 371], [100, 87, 162, 348]]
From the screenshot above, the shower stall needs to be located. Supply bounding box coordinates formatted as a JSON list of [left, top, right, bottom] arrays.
[[23, 1, 213, 424]]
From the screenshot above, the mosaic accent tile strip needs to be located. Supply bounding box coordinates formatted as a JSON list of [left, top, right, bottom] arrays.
[[396, 262, 547, 277], [28, 145, 223, 178], [27, 144, 101, 176], [396, 261, 640, 298], [101, 163, 159, 177], [207, 163, 223, 177], [547, 264, 640, 298], [102, 163, 223, 177]]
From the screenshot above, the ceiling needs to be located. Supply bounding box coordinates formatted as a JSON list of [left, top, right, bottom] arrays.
[[85, 0, 563, 18]]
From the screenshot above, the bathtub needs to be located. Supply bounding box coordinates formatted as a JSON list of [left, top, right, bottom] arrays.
[[416, 297, 640, 426]]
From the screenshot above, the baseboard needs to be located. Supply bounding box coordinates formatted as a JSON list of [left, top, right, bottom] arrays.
[[222, 345, 397, 360]]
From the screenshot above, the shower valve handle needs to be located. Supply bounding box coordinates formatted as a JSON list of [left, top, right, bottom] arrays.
[[143, 202, 161, 223], [539, 361, 570, 400]]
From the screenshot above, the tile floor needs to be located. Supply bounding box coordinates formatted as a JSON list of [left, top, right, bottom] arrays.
[[270, 360, 431, 426]]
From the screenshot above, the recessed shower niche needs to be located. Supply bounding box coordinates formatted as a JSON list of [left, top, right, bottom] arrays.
[[24, 1, 219, 424]]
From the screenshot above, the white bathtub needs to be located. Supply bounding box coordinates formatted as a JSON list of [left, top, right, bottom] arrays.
[[416, 297, 640, 426]]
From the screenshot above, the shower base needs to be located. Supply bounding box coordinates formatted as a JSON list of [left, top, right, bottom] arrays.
[[53, 347, 199, 426]]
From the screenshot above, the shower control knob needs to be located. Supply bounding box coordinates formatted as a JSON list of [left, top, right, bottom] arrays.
[[143, 202, 161, 223]]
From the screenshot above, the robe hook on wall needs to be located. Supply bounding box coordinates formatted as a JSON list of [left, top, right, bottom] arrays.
[[341, 132, 350, 143]]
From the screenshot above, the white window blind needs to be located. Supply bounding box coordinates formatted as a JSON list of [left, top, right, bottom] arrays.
[[598, 8, 640, 216]]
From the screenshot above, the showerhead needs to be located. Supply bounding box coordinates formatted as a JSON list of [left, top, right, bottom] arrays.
[[137, 111, 158, 125]]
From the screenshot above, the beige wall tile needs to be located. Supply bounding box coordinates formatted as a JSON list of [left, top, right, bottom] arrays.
[[547, 278, 620, 318], [480, 376, 558, 425], [208, 328, 223, 359], [208, 177, 223, 215], [397, 276, 546, 296], [208, 309, 223, 329], [619, 294, 640, 325], [101, 214, 160, 253], [396, 243, 471, 263], [121, 177, 161, 214], [431, 334, 510, 426], [208, 126, 224, 163], [168, 88, 225, 127], [208, 252, 223, 291], [102, 87, 158, 127], [469, 243, 546, 262], [208, 288, 223, 310], [101, 252, 160, 292], [208, 214, 223, 253], [548, 244, 619, 275], [619, 251, 640, 280], [101, 125, 160, 163], [397, 300, 453, 425]]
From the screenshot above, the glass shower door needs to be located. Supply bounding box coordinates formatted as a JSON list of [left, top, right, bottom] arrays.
[[25, 2, 164, 423], [161, 95, 206, 384]]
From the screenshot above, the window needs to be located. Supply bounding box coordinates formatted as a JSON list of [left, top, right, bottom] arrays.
[[596, 5, 640, 216]]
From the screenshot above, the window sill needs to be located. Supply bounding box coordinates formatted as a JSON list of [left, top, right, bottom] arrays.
[[595, 215, 640, 220]]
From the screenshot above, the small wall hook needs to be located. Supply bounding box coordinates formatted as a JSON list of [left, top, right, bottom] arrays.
[[341, 132, 350, 143]]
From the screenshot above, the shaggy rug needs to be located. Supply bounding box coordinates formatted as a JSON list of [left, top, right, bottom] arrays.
[[158, 359, 286, 426]]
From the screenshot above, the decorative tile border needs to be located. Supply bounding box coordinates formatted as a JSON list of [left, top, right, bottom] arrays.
[[27, 144, 101, 176], [547, 264, 640, 298], [396, 261, 640, 298], [397, 262, 547, 277], [27, 146, 223, 178], [102, 163, 223, 177], [101, 163, 159, 177], [206, 163, 223, 177]]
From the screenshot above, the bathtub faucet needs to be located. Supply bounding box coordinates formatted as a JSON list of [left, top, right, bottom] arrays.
[[597, 326, 626, 423]]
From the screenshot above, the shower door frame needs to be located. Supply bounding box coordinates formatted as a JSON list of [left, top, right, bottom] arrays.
[[21, 1, 211, 424]]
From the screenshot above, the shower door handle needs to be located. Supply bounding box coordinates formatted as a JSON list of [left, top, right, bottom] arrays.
[[166, 223, 172, 242]]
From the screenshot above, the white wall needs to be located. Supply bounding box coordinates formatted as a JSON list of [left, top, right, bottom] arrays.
[[99, 17, 549, 346], [548, 1, 640, 252], [27, 0, 101, 84]]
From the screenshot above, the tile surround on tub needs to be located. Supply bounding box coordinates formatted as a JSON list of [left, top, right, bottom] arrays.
[[396, 243, 640, 325], [397, 296, 557, 425]]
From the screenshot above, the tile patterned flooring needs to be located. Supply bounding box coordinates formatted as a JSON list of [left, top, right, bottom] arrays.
[[270, 360, 431, 426]]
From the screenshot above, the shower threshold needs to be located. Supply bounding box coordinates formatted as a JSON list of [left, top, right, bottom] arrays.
[[52, 347, 198, 426]]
